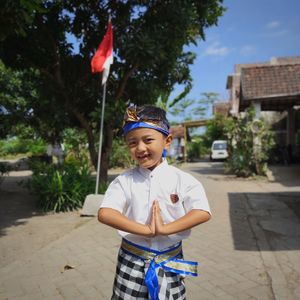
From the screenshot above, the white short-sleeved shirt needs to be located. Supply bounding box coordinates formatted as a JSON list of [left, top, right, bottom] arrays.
[[100, 159, 211, 250]]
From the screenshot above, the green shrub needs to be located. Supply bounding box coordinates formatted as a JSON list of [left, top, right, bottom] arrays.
[[203, 114, 228, 148], [224, 107, 275, 177], [187, 137, 208, 161], [109, 138, 134, 168], [27, 139, 46, 155], [62, 128, 87, 158], [64, 149, 92, 169], [0, 138, 26, 155], [0, 137, 46, 156], [25, 161, 106, 212]]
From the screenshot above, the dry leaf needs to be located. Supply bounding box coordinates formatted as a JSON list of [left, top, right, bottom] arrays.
[[60, 264, 76, 273]]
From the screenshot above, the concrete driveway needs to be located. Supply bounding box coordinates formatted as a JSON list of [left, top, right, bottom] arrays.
[[0, 161, 299, 299]]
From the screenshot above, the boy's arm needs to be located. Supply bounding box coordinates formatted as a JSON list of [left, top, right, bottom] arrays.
[[98, 207, 155, 237], [154, 201, 211, 236]]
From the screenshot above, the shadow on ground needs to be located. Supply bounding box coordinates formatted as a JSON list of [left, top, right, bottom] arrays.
[[268, 164, 300, 187], [0, 173, 44, 237], [229, 192, 300, 251]]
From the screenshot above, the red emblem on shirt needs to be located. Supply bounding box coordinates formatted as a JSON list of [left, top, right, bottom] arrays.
[[170, 194, 179, 204]]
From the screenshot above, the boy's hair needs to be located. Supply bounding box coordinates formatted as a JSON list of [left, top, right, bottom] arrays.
[[123, 105, 170, 136], [136, 105, 170, 128]]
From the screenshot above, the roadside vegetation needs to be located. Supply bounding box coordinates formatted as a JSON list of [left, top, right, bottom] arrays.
[[0, 137, 46, 158], [224, 107, 275, 177], [202, 107, 275, 177], [25, 160, 102, 212], [4, 2, 274, 209], [1, 105, 276, 212]]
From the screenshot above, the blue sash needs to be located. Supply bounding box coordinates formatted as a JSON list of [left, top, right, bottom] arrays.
[[121, 239, 198, 300]]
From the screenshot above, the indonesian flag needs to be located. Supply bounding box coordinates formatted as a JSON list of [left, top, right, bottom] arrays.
[[91, 20, 113, 85]]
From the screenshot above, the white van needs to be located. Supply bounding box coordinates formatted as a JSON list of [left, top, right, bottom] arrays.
[[210, 140, 228, 160]]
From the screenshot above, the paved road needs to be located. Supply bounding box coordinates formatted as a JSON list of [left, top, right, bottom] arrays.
[[0, 161, 299, 299]]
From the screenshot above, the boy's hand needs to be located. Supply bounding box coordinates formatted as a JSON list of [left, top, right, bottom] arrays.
[[153, 201, 167, 235], [147, 202, 156, 237]]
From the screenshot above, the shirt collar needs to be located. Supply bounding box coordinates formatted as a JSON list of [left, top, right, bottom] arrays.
[[137, 158, 169, 178]]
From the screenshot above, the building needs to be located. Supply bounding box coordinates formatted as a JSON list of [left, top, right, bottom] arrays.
[[226, 56, 300, 157], [169, 125, 185, 160]]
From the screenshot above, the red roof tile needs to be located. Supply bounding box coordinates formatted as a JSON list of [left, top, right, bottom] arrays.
[[241, 64, 300, 100], [213, 102, 230, 116], [170, 126, 184, 138]]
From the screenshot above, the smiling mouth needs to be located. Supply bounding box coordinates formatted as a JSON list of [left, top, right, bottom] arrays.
[[137, 154, 150, 160]]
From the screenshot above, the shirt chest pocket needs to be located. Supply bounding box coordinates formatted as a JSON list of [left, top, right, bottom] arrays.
[[162, 199, 185, 222], [159, 188, 186, 221], [155, 175, 182, 202]]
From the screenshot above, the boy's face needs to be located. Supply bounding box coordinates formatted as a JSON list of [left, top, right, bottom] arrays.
[[125, 128, 172, 170]]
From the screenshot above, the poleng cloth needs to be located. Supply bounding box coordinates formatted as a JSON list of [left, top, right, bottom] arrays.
[[121, 239, 197, 300]]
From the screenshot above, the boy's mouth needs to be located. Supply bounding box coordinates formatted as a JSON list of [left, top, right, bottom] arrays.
[[137, 153, 150, 160]]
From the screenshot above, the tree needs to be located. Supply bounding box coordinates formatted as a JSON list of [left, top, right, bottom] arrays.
[[166, 91, 219, 123], [197, 92, 218, 118], [0, 0, 44, 41], [1, 0, 225, 182], [0, 60, 37, 139], [203, 112, 228, 148], [0, 60, 69, 141], [224, 107, 275, 177]]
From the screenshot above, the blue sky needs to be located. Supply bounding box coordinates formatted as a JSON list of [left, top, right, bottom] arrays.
[[169, 0, 300, 121]]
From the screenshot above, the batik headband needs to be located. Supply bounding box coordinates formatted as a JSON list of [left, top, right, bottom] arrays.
[[122, 106, 170, 136]]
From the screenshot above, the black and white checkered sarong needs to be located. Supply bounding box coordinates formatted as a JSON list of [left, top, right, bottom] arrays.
[[111, 247, 186, 299]]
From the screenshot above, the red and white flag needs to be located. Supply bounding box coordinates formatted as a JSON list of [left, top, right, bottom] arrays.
[[91, 20, 113, 85]]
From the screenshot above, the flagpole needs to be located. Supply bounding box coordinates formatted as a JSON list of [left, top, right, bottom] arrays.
[[91, 18, 113, 195], [95, 81, 106, 194]]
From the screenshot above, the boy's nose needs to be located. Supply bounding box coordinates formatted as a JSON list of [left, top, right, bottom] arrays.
[[136, 141, 146, 152]]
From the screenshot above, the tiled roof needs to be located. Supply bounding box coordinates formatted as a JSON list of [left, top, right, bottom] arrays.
[[241, 64, 300, 101], [235, 56, 300, 73], [170, 125, 184, 138], [213, 102, 230, 116]]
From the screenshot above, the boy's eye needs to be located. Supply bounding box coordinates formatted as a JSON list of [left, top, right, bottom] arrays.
[[145, 138, 154, 143], [127, 141, 137, 147]]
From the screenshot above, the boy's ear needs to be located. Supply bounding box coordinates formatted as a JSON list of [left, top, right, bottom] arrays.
[[165, 134, 173, 148]]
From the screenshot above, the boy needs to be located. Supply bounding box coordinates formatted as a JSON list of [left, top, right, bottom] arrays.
[[98, 105, 211, 300]]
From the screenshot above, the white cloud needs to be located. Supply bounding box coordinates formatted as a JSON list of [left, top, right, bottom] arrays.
[[263, 29, 289, 37], [203, 42, 231, 56], [262, 21, 289, 38], [266, 21, 280, 29], [240, 45, 256, 56], [274, 29, 289, 36]]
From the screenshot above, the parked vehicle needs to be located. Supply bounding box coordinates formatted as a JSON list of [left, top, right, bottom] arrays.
[[210, 140, 228, 160]]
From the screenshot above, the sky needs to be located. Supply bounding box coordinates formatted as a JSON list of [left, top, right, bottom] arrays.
[[169, 0, 300, 121]]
